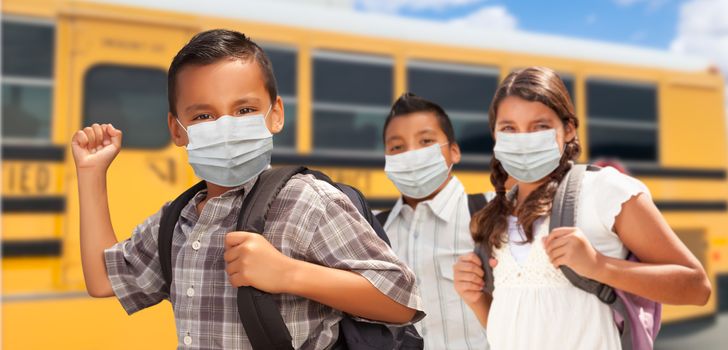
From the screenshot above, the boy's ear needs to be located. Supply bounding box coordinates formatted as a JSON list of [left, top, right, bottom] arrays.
[[449, 142, 462, 165], [267, 96, 285, 135], [168, 112, 188, 147]]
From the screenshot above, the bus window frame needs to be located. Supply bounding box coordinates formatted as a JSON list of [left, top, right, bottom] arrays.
[[311, 49, 394, 155], [407, 59, 498, 164], [260, 42, 299, 153], [585, 76, 659, 165], [81, 63, 170, 150], [1, 15, 56, 144]]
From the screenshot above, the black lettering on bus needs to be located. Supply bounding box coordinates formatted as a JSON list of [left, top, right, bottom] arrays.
[[36, 165, 51, 193], [148, 157, 176, 184], [19, 164, 31, 193]]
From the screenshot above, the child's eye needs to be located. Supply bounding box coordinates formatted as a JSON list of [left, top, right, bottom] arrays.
[[237, 107, 256, 116], [421, 139, 435, 145], [193, 114, 213, 121], [500, 126, 515, 132], [537, 124, 551, 130], [389, 145, 403, 153]]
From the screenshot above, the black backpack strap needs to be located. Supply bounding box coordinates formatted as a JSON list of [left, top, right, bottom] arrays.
[[550, 164, 616, 304], [235, 166, 305, 350], [467, 193, 488, 217], [158, 180, 206, 292], [375, 210, 392, 228]]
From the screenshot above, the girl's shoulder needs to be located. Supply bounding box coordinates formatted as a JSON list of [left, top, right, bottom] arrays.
[[582, 165, 651, 201], [579, 166, 651, 256]]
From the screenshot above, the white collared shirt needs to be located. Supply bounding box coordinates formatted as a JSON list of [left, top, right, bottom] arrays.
[[383, 176, 489, 350]]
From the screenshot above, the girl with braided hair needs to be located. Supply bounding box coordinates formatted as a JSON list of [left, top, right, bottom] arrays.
[[453, 66, 710, 350]]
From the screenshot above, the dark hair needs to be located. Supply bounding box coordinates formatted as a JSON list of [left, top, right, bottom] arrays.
[[471, 66, 581, 252], [167, 29, 277, 116], [383, 92, 456, 143]]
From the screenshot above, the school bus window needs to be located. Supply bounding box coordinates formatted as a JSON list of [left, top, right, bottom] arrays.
[[2, 19, 54, 78], [1, 18, 54, 141], [2, 84, 53, 141], [587, 80, 658, 161], [264, 46, 297, 149], [562, 76, 575, 103], [83, 65, 169, 149], [312, 51, 393, 152], [407, 61, 497, 157]]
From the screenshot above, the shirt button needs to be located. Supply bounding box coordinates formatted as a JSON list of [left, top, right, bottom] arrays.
[[183, 335, 192, 346], [192, 241, 201, 250], [187, 287, 195, 297]]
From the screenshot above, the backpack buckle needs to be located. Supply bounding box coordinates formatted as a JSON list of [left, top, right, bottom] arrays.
[[597, 284, 618, 304]]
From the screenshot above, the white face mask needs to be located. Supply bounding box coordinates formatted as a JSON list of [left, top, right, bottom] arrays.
[[385, 143, 451, 199], [493, 129, 562, 183], [177, 105, 273, 187]]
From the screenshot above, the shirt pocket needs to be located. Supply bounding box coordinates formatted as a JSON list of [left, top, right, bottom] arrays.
[[437, 255, 456, 282]]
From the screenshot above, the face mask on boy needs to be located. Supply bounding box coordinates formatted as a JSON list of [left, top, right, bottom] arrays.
[[385, 143, 452, 199], [493, 128, 562, 183], [177, 105, 273, 187]]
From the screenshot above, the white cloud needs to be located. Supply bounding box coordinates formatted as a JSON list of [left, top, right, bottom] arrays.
[[447, 6, 517, 31], [355, 0, 481, 13], [670, 0, 728, 111]]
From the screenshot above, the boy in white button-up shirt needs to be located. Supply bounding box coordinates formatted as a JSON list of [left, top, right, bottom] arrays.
[[378, 93, 490, 350]]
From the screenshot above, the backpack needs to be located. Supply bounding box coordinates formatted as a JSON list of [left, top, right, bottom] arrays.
[[157, 166, 424, 350], [475, 164, 662, 350], [375, 192, 492, 226]]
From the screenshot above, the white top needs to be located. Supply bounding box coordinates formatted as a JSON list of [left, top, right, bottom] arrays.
[[487, 166, 650, 350], [384, 176, 489, 350]]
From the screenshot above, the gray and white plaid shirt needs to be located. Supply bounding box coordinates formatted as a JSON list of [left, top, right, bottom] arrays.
[[105, 173, 424, 349]]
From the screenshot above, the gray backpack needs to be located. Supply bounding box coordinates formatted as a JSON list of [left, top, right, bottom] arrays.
[[475, 164, 661, 350]]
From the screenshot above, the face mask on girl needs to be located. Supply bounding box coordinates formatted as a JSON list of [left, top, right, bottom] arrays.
[[177, 105, 273, 187], [493, 129, 562, 183], [385, 143, 452, 199]]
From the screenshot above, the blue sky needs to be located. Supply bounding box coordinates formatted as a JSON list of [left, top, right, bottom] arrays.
[[355, 0, 681, 49]]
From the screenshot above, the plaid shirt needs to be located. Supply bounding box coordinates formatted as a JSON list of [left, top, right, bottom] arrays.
[[104, 173, 424, 350]]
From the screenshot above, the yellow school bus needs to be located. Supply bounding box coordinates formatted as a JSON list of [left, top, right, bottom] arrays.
[[2, 0, 726, 348]]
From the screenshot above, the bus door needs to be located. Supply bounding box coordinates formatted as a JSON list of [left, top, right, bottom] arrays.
[[63, 14, 198, 288]]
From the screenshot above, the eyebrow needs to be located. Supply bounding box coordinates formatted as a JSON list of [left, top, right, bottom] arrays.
[[184, 103, 213, 114], [184, 97, 263, 114], [231, 97, 262, 106], [495, 119, 515, 125], [415, 128, 437, 136], [385, 135, 404, 144], [531, 117, 553, 124]]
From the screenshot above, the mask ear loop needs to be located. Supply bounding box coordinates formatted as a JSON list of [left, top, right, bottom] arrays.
[[175, 117, 189, 135], [263, 104, 273, 121]]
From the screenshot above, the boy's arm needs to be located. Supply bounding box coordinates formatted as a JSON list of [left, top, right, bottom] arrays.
[[72, 123, 123, 297], [224, 180, 423, 324], [224, 232, 416, 324], [288, 259, 417, 323]]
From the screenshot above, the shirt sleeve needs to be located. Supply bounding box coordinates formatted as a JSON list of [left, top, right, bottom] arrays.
[[593, 166, 652, 234], [103, 204, 169, 315], [305, 181, 425, 323]]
